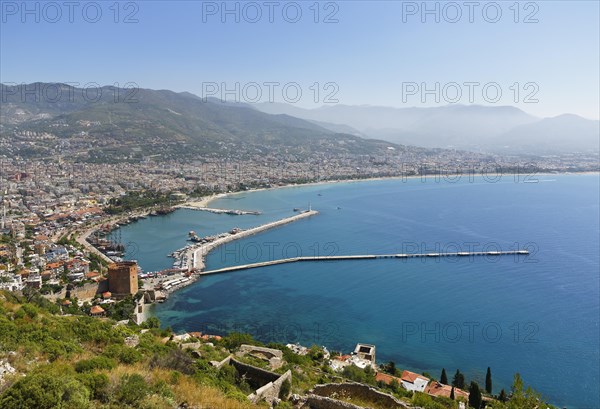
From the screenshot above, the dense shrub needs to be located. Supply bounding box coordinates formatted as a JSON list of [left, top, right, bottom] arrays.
[[342, 364, 376, 384], [0, 373, 89, 409], [75, 356, 117, 373], [103, 344, 143, 364], [221, 332, 259, 350], [114, 373, 150, 406], [149, 349, 195, 375], [77, 372, 110, 402]]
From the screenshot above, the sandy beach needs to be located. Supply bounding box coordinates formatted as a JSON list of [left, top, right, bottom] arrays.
[[176, 193, 229, 209]]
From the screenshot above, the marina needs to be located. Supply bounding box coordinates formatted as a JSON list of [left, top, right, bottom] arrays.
[[182, 209, 319, 271]]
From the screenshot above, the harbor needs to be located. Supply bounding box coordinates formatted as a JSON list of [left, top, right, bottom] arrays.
[[132, 205, 531, 299], [183, 209, 319, 271], [135, 209, 321, 300]]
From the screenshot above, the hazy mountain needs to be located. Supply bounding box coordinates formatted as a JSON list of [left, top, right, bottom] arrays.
[[381, 105, 538, 149], [493, 114, 600, 154], [304, 120, 365, 137], [254, 103, 599, 154], [0, 83, 401, 161]]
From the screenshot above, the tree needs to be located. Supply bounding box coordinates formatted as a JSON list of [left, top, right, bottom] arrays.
[[22, 286, 39, 303], [468, 381, 482, 409], [452, 369, 465, 389], [511, 372, 524, 396], [279, 379, 291, 399], [440, 368, 448, 384], [498, 388, 508, 402], [485, 366, 492, 394], [143, 316, 161, 329], [384, 361, 397, 375], [508, 373, 548, 409], [308, 345, 325, 361], [450, 386, 455, 400], [222, 332, 256, 350]]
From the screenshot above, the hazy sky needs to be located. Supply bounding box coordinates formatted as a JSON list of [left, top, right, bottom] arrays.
[[1, 1, 599, 119]]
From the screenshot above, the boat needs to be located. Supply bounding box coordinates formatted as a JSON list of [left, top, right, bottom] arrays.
[[189, 234, 208, 243], [293, 208, 300, 212]]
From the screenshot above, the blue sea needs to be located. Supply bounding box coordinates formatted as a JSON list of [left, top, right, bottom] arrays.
[[114, 174, 600, 408]]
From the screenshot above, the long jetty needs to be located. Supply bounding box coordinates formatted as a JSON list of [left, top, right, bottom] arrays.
[[178, 206, 261, 215], [199, 250, 530, 276]]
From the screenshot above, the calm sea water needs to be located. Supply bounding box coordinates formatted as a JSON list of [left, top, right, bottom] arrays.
[[115, 175, 599, 408]]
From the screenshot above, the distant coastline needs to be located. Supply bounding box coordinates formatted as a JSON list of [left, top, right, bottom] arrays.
[[194, 170, 600, 209]]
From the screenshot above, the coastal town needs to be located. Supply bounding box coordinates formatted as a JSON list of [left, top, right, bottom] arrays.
[[2, 0, 598, 404], [0, 152, 587, 309], [0, 180, 495, 409], [0, 147, 594, 312], [0, 154, 593, 408]]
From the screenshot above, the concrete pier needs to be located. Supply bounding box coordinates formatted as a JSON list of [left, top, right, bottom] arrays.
[[185, 210, 319, 270], [199, 250, 530, 276], [177, 206, 261, 215]]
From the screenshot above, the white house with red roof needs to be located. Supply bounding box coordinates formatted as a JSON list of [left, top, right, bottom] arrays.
[[400, 370, 430, 392]]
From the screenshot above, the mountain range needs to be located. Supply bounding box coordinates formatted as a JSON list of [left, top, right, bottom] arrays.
[[254, 103, 600, 155], [0, 83, 405, 161], [1, 83, 597, 161]]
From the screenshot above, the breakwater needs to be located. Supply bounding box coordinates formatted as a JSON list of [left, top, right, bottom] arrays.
[[182, 210, 319, 271], [177, 206, 261, 215], [198, 250, 530, 275]]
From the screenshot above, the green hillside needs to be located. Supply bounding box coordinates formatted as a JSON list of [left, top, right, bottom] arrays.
[[0, 290, 556, 409], [0, 83, 401, 162]]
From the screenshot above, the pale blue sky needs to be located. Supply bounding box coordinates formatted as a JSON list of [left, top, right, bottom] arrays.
[[1, 1, 598, 118]]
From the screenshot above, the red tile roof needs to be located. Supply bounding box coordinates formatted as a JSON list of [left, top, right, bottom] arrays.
[[425, 382, 469, 399], [47, 262, 63, 269], [375, 372, 402, 385], [401, 370, 429, 384], [90, 306, 105, 315]]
